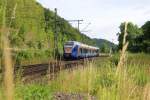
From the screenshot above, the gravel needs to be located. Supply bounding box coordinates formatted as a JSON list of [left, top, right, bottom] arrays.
[[53, 92, 97, 100]]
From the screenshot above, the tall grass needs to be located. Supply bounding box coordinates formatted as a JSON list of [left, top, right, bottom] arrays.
[[48, 54, 149, 100], [2, 35, 14, 100], [0, 53, 149, 100], [0, 1, 17, 100], [116, 22, 129, 74]]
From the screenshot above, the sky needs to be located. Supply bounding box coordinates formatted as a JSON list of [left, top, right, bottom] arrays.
[[37, 0, 150, 44]]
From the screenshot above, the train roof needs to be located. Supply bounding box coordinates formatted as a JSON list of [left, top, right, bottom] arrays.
[[65, 41, 99, 50]]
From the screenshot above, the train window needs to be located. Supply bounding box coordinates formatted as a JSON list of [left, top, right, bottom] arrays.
[[96, 50, 98, 53], [65, 42, 74, 46], [80, 48, 83, 54], [79, 49, 81, 54], [83, 49, 85, 53], [83, 48, 86, 53], [85, 49, 88, 53], [87, 49, 90, 53], [80, 48, 86, 54]]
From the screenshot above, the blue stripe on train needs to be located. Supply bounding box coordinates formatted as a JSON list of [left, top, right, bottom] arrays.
[[71, 45, 79, 59]]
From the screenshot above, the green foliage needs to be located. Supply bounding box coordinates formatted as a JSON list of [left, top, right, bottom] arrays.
[[0, 0, 99, 64], [0, 0, 4, 26], [98, 74, 115, 88], [110, 53, 119, 66], [141, 21, 150, 53], [134, 69, 149, 86], [15, 84, 53, 100], [93, 38, 117, 52], [118, 22, 142, 52], [100, 42, 110, 53], [15, 50, 33, 65], [118, 21, 150, 53], [127, 53, 150, 86]]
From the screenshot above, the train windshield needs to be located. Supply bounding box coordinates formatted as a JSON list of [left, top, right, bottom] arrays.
[[64, 42, 74, 46]]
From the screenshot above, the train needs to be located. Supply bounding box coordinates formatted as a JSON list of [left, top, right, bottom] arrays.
[[63, 41, 99, 59]]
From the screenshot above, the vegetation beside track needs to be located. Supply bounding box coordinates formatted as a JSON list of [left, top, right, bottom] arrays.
[[0, 53, 149, 100]]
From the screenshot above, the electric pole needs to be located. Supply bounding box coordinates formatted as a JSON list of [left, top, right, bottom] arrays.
[[54, 8, 58, 58], [68, 20, 83, 31]]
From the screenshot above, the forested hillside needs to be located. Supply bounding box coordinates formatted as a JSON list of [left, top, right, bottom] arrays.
[[93, 38, 117, 53], [0, 0, 103, 64]]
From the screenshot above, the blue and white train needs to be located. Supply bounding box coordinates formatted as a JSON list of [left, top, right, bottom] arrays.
[[63, 41, 99, 59]]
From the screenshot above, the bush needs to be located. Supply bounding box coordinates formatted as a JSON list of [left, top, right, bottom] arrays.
[[15, 84, 53, 100]]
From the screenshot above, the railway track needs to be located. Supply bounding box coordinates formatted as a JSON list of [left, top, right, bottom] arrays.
[[16, 60, 86, 82], [1, 56, 109, 82], [17, 58, 89, 77]]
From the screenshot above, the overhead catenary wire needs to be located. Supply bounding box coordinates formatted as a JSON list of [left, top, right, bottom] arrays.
[[80, 22, 91, 32], [68, 20, 83, 31]]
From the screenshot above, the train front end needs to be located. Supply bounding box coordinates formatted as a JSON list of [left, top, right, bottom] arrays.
[[63, 41, 79, 59]]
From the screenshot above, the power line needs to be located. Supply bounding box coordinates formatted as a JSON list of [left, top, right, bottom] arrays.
[[81, 22, 91, 32], [68, 20, 83, 31]]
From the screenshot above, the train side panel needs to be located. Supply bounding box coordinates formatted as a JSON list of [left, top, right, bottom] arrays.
[[63, 41, 99, 59]]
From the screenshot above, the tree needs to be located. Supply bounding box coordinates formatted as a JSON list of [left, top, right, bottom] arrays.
[[141, 21, 150, 53], [101, 43, 110, 53], [118, 22, 142, 52]]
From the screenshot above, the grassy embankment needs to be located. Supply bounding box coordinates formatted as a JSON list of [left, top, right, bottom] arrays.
[[1, 53, 149, 100]]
